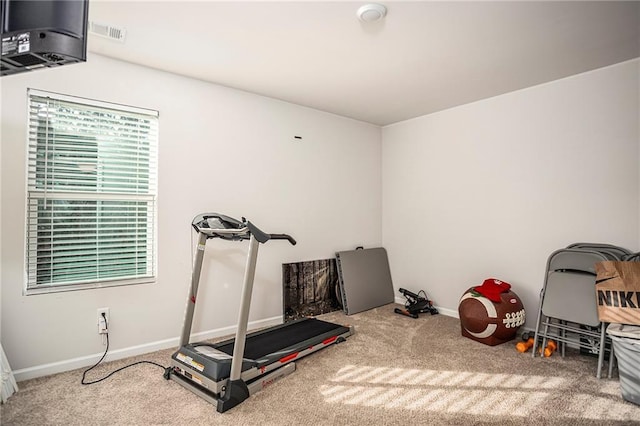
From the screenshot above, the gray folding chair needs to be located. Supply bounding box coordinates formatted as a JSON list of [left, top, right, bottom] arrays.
[[566, 242, 632, 261], [533, 248, 619, 378]]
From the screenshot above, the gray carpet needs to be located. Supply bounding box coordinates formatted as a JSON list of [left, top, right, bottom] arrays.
[[2, 304, 639, 425]]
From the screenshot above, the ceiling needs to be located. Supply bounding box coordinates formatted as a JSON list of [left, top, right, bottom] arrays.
[[87, 1, 640, 126]]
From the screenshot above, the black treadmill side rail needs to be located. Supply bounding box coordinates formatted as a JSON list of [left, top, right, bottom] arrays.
[[210, 317, 346, 359]]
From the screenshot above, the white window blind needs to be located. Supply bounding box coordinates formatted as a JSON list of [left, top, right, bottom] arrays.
[[26, 89, 158, 294]]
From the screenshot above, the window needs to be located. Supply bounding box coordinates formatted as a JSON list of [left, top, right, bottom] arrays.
[[25, 89, 158, 294]]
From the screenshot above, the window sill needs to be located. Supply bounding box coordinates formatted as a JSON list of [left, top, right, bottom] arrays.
[[24, 276, 156, 296]]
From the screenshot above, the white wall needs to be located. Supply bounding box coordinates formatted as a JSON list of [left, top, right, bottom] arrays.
[[0, 54, 382, 379], [2, 54, 637, 381], [382, 59, 640, 324]]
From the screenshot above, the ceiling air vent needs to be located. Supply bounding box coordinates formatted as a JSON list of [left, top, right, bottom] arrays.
[[89, 21, 126, 43]]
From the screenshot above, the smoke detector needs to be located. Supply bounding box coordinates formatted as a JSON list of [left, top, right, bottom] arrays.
[[357, 4, 387, 23]]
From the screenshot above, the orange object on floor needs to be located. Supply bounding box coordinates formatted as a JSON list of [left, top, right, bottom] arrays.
[[543, 340, 558, 357], [516, 337, 534, 353]]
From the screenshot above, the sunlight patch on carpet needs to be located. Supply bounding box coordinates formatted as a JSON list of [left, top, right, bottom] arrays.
[[331, 365, 565, 389], [320, 365, 638, 420], [318, 384, 548, 416]]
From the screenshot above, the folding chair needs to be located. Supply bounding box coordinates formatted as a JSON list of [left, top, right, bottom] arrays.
[[532, 248, 621, 378], [566, 242, 632, 261]]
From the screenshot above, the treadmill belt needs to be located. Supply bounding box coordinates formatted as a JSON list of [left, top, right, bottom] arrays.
[[215, 318, 347, 360]]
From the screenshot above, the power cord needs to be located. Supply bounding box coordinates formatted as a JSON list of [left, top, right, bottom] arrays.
[[81, 313, 169, 385]]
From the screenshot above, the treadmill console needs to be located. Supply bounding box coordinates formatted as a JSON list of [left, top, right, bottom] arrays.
[[191, 213, 249, 240]]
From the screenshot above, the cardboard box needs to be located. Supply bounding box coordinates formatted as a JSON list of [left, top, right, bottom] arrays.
[[595, 261, 640, 325]]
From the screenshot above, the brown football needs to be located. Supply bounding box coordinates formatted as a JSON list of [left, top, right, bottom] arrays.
[[458, 287, 525, 346]]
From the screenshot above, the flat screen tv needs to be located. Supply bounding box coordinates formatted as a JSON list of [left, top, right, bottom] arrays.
[[1, 0, 88, 77]]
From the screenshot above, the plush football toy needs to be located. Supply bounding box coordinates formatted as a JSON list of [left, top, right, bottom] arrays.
[[458, 283, 525, 346]]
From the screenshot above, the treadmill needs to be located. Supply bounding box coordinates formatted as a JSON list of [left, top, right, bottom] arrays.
[[164, 213, 352, 413]]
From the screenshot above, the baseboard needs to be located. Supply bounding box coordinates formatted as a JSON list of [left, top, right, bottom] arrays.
[[13, 315, 283, 383], [434, 306, 459, 318], [394, 297, 458, 318]]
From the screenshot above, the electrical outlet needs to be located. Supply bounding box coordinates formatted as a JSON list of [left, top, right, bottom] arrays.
[[97, 308, 109, 334]]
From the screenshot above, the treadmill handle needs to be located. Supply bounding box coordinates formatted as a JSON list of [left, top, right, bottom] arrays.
[[270, 233, 297, 246], [246, 221, 296, 245]]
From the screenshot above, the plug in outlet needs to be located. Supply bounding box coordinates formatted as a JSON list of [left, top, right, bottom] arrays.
[[97, 308, 109, 334]]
